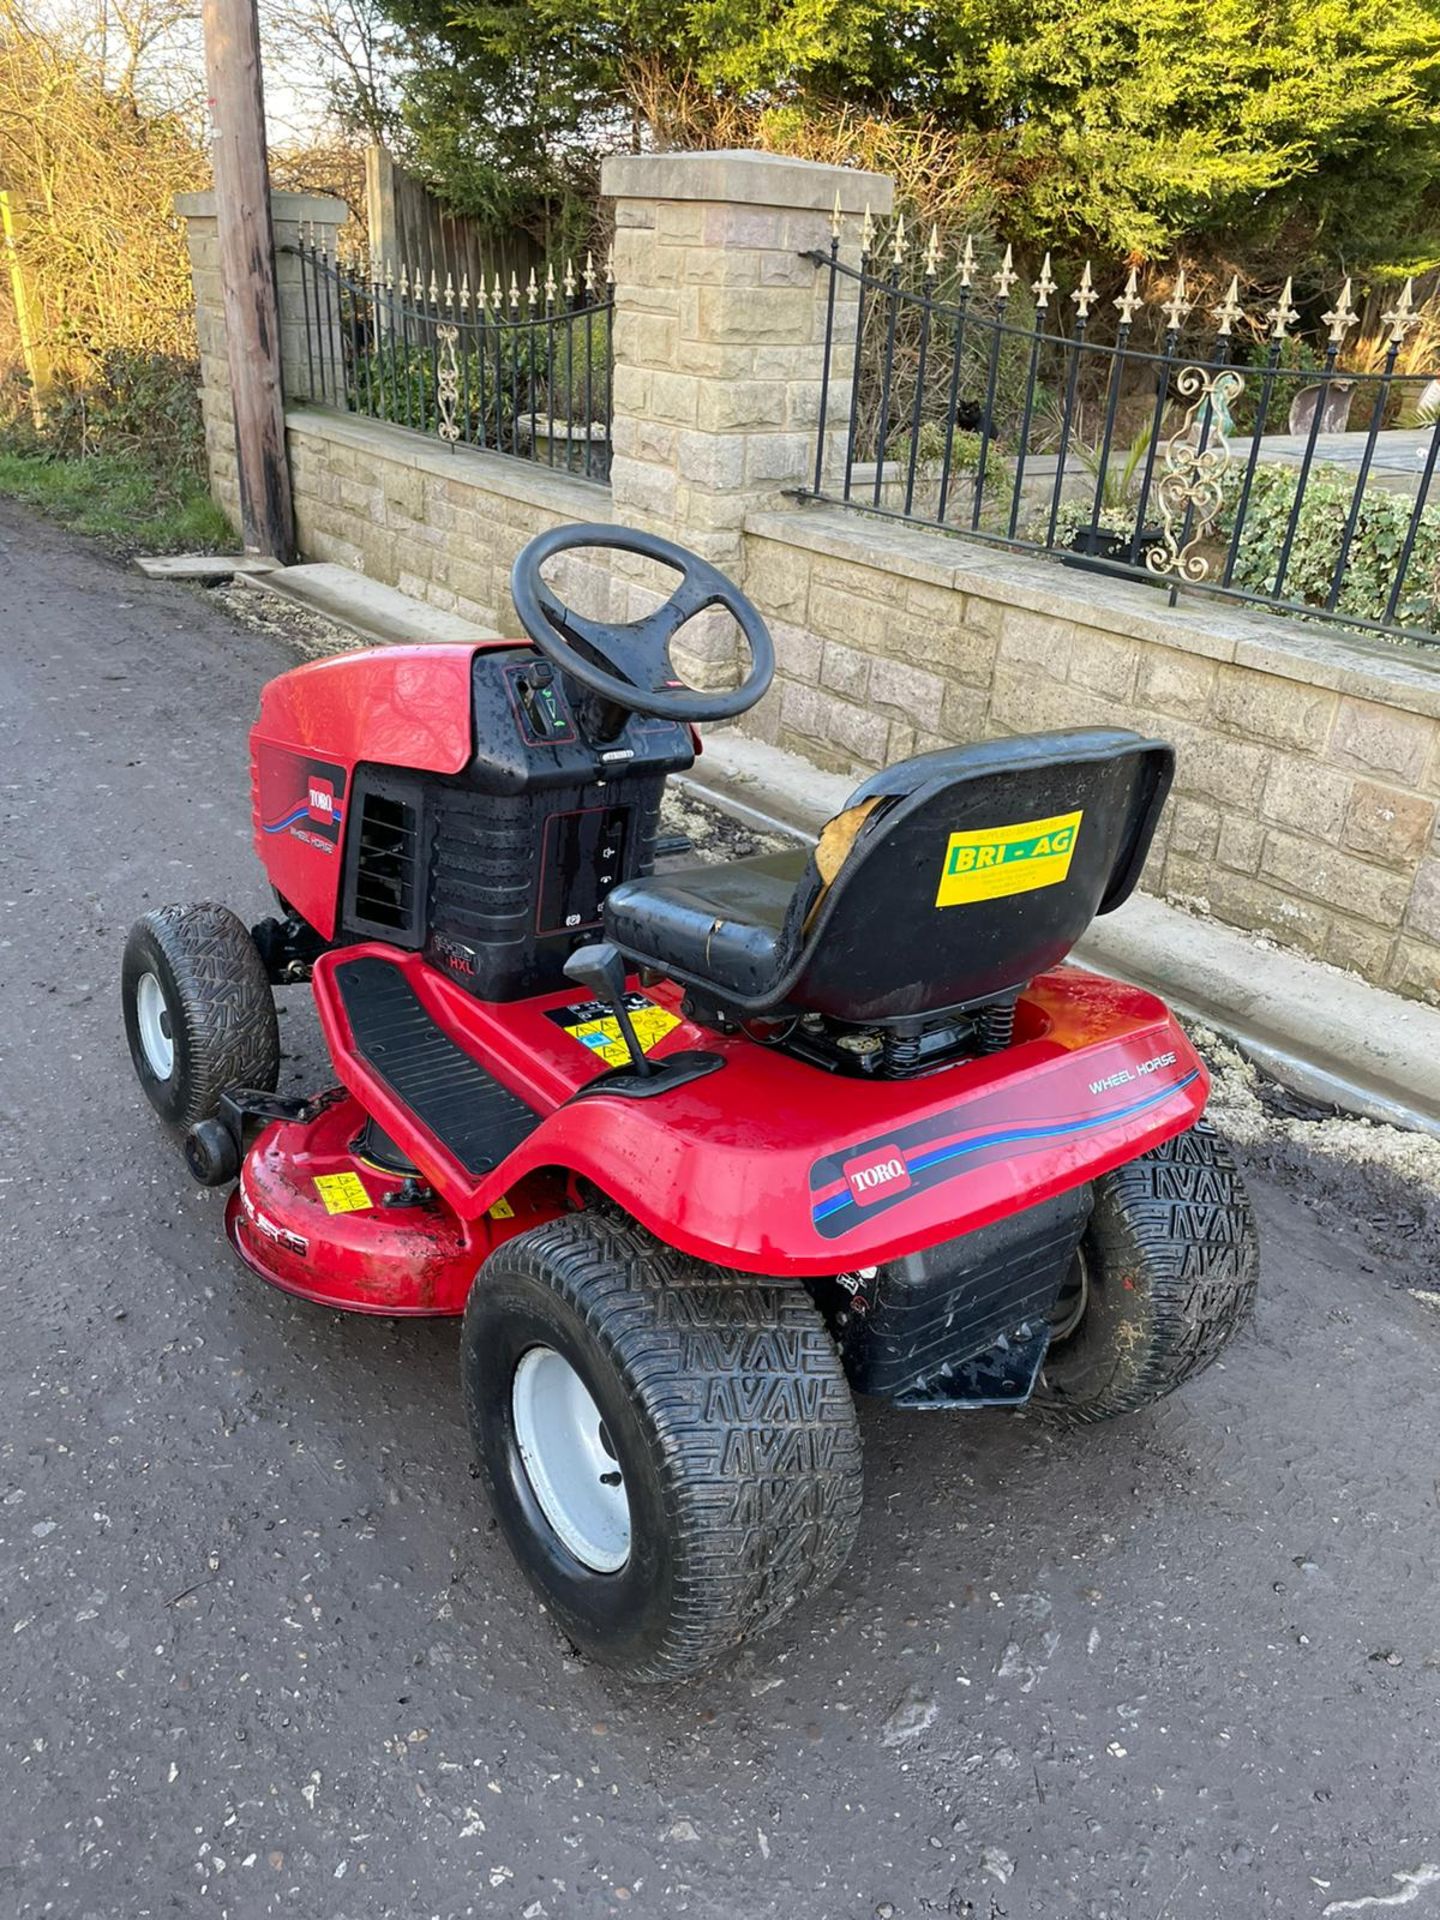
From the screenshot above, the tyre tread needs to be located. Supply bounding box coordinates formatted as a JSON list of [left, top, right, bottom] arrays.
[[1033, 1122, 1259, 1426], [469, 1214, 863, 1682], [123, 903, 279, 1126]]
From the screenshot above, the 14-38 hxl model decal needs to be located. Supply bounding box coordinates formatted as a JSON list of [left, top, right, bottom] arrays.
[[808, 1066, 1200, 1238]]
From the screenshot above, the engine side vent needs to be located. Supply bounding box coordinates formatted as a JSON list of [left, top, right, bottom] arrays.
[[343, 774, 425, 944]]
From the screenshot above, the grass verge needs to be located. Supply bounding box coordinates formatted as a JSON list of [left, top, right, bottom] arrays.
[[0, 449, 234, 554]]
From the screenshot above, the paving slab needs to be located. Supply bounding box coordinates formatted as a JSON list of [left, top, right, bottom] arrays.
[[133, 552, 280, 582], [238, 561, 499, 644]]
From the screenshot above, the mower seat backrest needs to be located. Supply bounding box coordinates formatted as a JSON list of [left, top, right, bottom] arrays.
[[782, 728, 1173, 1022], [604, 728, 1174, 1025]]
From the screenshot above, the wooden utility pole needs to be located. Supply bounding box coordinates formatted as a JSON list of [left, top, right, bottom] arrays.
[[200, 0, 295, 560]]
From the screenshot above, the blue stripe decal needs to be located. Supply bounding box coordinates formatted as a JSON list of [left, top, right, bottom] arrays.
[[811, 1069, 1200, 1224], [262, 806, 343, 834]]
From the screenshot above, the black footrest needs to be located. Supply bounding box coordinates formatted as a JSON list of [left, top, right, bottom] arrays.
[[335, 957, 540, 1179]]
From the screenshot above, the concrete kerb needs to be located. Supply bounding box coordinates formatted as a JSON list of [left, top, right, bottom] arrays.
[[237, 561, 501, 644], [683, 730, 1440, 1139]]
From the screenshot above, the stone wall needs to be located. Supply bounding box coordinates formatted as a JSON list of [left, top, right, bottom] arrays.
[[285, 408, 619, 634], [176, 159, 1440, 1007]]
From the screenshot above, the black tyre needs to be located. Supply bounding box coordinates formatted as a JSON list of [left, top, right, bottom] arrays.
[[1030, 1122, 1259, 1424], [122, 904, 279, 1128], [462, 1213, 863, 1682]]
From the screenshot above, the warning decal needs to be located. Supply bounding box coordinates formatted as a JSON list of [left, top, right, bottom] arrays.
[[313, 1171, 373, 1214], [548, 993, 682, 1069]]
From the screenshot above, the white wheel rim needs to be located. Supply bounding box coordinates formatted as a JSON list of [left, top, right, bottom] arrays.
[[135, 971, 175, 1080], [511, 1346, 630, 1574]]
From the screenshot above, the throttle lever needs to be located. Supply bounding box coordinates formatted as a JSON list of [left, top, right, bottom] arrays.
[[563, 943, 654, 1077]]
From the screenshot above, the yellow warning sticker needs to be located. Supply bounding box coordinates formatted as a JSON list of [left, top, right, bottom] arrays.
[[488, 1195, 516, 1221], [936, 809, 1084, 907], [563, 1002, 682, 1069], [313, 1171, 373, 1214]]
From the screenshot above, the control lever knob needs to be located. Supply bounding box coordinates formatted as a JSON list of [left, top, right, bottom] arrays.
[[564, 943, 653, 1077]]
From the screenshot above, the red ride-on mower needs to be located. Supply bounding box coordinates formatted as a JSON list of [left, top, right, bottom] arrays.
[[122, 524, 1258, 1680]]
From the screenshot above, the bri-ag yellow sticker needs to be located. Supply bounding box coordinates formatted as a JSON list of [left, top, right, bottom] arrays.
[[313, 1171, 373, 1214], [936, 809, 1084, 907]]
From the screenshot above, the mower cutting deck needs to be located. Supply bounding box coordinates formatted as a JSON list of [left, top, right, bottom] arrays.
[[123, 522, 1258, 1681]]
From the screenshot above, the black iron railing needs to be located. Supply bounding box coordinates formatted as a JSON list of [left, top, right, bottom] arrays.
[[803, 223, 1440, 647], [292, 237, 614, 481]]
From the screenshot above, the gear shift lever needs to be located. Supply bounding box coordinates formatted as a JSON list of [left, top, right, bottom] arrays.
[[563, 943, 654, 1078]]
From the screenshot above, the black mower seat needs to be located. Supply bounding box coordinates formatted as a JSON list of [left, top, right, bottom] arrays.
[[604, 728, 1174, 1027], [605, 848, 810, 1000]]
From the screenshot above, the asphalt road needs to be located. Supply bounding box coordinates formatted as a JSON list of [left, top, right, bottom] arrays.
[[1, 499, 1437, 1920]]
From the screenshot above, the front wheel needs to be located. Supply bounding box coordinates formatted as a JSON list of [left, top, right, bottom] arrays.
[[122, 904, 279, 1128], [1030, 1122, 1259, 1424], [461, 1214, 863, 1682]]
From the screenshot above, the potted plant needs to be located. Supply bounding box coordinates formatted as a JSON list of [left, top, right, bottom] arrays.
[[1055, 427, 1166, 573]]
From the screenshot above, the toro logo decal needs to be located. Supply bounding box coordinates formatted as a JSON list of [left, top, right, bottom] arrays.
[[936, 809, 1083, 908], [258, 754, 346, 852], [843, 1145, 911, 1206]]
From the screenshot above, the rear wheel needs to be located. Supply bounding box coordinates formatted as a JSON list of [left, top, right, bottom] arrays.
[[461, 1213, 863, 1682], [1030, 1122, 1259, 1424], [122, 904, 279, 1128]]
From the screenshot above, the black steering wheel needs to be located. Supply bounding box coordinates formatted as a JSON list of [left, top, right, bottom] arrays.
[[510, 523, 775, 723]]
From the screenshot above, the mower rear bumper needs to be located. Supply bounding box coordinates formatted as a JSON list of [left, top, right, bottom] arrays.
[[309, 945, 1208, 1278]]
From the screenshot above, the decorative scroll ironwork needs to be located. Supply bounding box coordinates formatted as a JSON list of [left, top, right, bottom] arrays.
[[435, 323, 461, 443], [1146, 366, 1246, 581]]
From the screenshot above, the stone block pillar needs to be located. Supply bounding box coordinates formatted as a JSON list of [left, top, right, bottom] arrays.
[[176, 188, 347, 528], [600, 151, 893, 682]]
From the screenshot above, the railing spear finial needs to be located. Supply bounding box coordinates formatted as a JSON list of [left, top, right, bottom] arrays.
[[1211, 274, 1244, 336], [1071, 260, 1098, 319], [891, 213, 907, 269], [583, 250, 597, 295], [526, 266, 538, 309], [860, 204, 875, 260], [563, 257, 576, 300], [1266, 275, 1299, 341], [993, 244, 1018, 299], [959, 234, 976, 290], [544, 261, 557, 305], [924, 224, 941, 280], [830, 190, 843, 242], [1161, 267, 1192, 332], [1114, 266, 1143, 325], [1322, 276, 1358, 347], [1383, 276, 1418, 345], [1032, 250, 1057, 309]]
